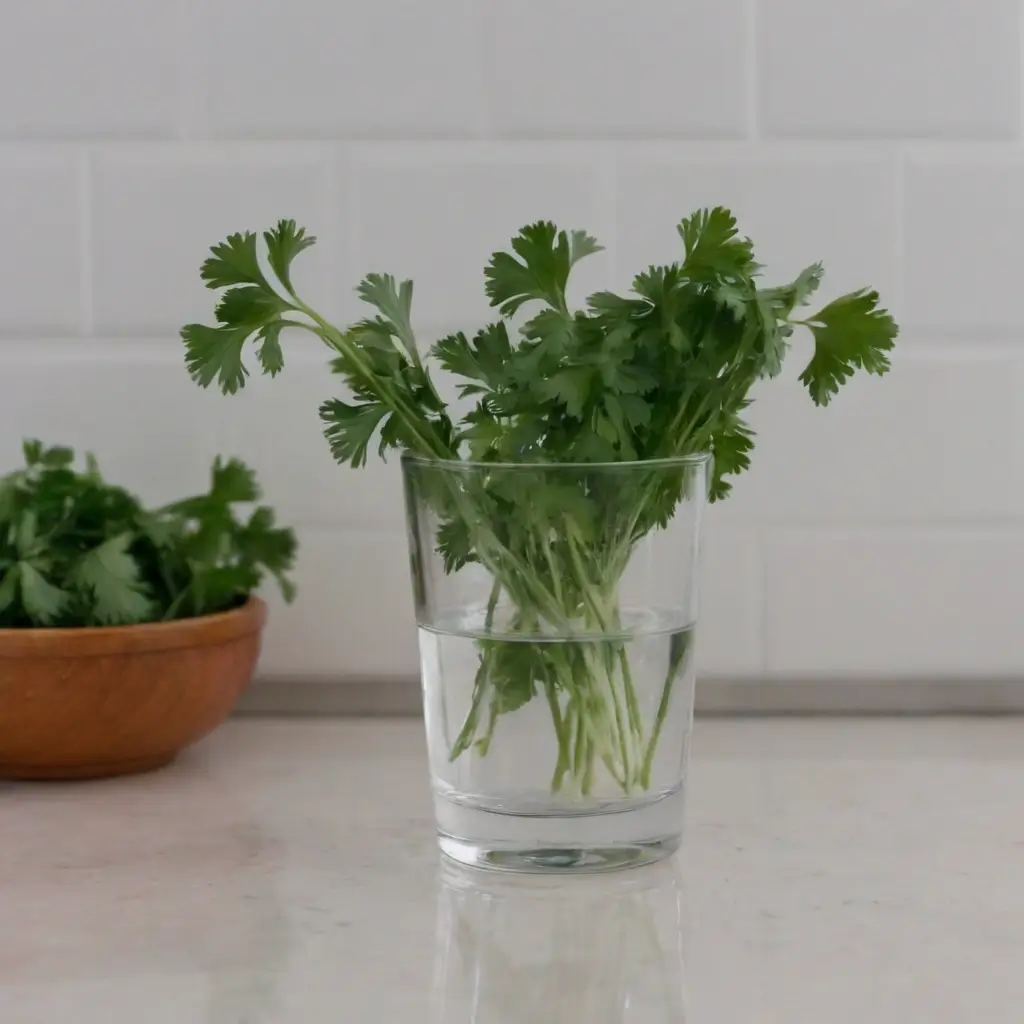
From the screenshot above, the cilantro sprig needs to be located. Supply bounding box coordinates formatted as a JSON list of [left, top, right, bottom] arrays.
[[0, 442, 296, 628], [182, 210, 897, 795]]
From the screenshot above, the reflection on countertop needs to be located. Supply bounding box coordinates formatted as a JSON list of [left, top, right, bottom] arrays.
[[4, 717, 1024, 1022], [434, 858, 687, 1022]]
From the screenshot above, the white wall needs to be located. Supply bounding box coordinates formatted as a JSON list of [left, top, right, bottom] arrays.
[[0, 0, 1021, 681]]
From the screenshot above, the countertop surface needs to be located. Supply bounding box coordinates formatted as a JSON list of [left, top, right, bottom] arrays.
[[3, 717, 1023, 1023]]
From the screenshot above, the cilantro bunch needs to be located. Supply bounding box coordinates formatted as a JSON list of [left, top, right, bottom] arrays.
[[0, 441, 296, 628], [182, 211, 896, 795]]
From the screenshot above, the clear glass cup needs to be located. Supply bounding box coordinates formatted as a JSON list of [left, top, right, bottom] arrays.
[[402, 454, 710, 872]]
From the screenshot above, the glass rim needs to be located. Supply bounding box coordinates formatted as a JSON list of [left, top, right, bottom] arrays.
[[400, 452, 712, 472]]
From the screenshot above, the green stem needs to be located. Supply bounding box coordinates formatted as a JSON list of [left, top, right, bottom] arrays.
[[449, 658, 488, 762], [600, 647, 633, 790], [448, 578, 503, 761], [475, 700, 499, 757], [639, 631, 690, 789], [581, 730, 596, 796], [296, 311, 453, 460], [544, 677, 570, 792], [572, 698, 587, 783], [619, 648, 643, 741]]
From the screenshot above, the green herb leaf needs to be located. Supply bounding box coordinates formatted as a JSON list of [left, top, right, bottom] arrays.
[[236, 506, 298, 603], [182, 323, 251, 394], [433, 323, 512, 393], [0, 445, 295, 627], [798, 289, 898, 405], [709, 410, 756, 501], [183, 225, 317, 394], [357, 274, 417, 360], [679, 206, 756, 281], [485, 221, 603, 316], [18, 563, 68, 624], [200, 231, 264, 289], [320, 398, 391, 468], [182, 210, 898, 800], [764, 262, 824, 317], [264, 219, 315, 292], [70, 533, 153, 625], [256, 321, 286, 377], [0, 565, 20, 615], [436, 517, 477, 574]]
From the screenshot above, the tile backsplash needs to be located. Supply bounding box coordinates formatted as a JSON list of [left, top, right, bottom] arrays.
[[1, 0, 1021, 680]]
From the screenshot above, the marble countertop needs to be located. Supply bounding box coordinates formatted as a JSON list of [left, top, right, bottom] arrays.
[[3, 717, 1023, 1023]]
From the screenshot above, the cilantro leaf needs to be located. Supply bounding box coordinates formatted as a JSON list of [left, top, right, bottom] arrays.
[[321, 398, 391, 467], [184, 282, 294, 393], [264, 219, 315, 292], [69, 533, 153, 625], [257, 321, 286, 377], [0, 445, 295, 627], [485, 221, 603, 316], [763, 262, 824, 317], [185, 223, 455, 464], [169, 457, 259, 517], [181, 323, 246, 393], [436, 517, 477, 574], [0, 565, 19, 615], [213, 283, 286, 326], [200, 231, 264, 289], [181, 209, 898, 798], [569, 229, 602, 266], [18, 563, 69, 624], [212, 457, 260, 505], [537, 367, 594, 419], [709, 410, 756, 501], [755, 292, 788, 378], [679, 207, 756, 281], [183, 226, 315, 394], [798, 289, 898, 405], [22, 439, 44, 466], [357, 274, 417, 361], [236, 506, 298, 602], [433, 323, 512, 393]]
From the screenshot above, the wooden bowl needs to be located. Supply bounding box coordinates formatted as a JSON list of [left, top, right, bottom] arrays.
[[0, 597, 266, 780]]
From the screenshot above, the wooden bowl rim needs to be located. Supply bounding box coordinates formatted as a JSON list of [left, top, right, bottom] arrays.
[[0, 596, 267, 659]]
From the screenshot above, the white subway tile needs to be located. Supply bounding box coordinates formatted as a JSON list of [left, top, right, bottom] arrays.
[[0, 155, 80, 333], [351, 145, 610, 327], [759, 0, 1020, 139], [221, 348, 406, 530], [2, 0, 1022, 690], [615, 147, 899, 309], [718, 347, 1024, 524], [905, 156, 1024, 330], [697, 522, 763, 676], [258, 528, 418, 678], [765, 529, 1024, 675], [0, 1, 178, 138], [0, 343, 224, 506], [92, 149, 334, 335], [482, 0, 747, 139], [205, 0, 476, 139]]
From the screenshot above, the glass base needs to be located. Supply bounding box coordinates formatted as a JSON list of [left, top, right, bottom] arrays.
[[434, 784, 684, 874]]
